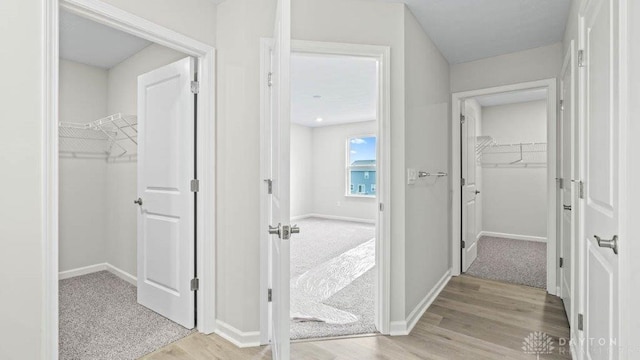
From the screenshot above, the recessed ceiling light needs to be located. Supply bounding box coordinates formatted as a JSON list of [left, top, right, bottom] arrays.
[[316, 117, 323, 122]]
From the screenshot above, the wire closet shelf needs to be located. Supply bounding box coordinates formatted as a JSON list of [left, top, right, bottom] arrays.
[[478, 140, 547, 168], [59, 113, 137, 160]]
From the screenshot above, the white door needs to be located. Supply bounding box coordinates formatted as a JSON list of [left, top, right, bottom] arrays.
[[136, 57, 196, 329], [461, 101, 479, 271], [580, 0, 620, 357], [268, 0, 292, 358], [560, 49, 574, 321]]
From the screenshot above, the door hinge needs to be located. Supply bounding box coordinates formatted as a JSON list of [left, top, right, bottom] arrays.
[[578, 313, 584, 330], [190, 278, 199, 291], [461, 178, 466, 186], [267, 72, 273, 87], [578, 50, 585, 68], [560, 99, 564, 111], [462, 240, 466, 248], [559, 257, 564, 268], [264, 179, 273, 194], [191, 81, 199, 94], [379, 203, 384, 211], [268, 288, 272, 302], [578, 181, 585, 199], [190, 179, 200, 192], [460, 114, 466, 124], [558, 177, 564, 189]]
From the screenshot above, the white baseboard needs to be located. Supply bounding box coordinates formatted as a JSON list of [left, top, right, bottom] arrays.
[[214, 320, 261, 348], [106, 263, 137, 286], [295, 213, 375, 224], [480, 231, 547, 243], [58, 262, 137, 286], [389, 269, 451, 336], [59, 263, 107, 280]]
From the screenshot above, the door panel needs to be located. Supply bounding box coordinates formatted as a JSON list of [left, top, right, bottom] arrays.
[[560, 51, 574, 321], [269, 0, 292, 358], [462, 101, 478, 271], [581, 0, 619, 357], [137, 57, 196, 329]]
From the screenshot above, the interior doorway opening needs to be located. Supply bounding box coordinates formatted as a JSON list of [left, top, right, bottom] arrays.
[[451, 79, 558, 296], [460, 89, 550, 289], [288, 53, 379, 339]]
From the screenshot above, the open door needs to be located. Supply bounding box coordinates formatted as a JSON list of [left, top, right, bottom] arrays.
[[559, 48, 574, 321], [580, 0, 620, 357], [136, 57, 196, 329], [461, 101, 479, 271], [268, 0, 292, 358]]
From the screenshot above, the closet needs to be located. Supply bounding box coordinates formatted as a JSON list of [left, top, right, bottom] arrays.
[[57, 9, 195, 359]]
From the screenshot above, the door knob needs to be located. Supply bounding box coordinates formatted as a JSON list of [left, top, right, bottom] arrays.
[[268, 223, 281, 237], [594, 235, 618, 255], [291, 225, 300, 234], [563, 204, 572, 211], [475, 190, 481, 195], [134, 197, 143, 206]]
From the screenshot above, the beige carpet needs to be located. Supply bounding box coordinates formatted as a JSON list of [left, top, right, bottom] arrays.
[[466, 236, 547, 289], [59, 271, 192, 360]]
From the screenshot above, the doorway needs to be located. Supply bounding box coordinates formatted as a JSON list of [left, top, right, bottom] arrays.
[[259, 40, 391, 344], [43, 2, 216, 358], [451, 79, 558, 295]]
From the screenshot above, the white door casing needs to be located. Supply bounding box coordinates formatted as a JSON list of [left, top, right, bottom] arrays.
[[560, 42, 575, 323], [461, 101, 478, 271], [580, 0, 620, 357], [137, 57, 196, 329], [269, 0, 292, 358]]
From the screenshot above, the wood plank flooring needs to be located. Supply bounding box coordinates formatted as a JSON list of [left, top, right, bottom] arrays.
[[140, 275, 572, 360]]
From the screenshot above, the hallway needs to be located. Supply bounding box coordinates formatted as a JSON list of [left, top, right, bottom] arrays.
[[142, 276, 571, 359]]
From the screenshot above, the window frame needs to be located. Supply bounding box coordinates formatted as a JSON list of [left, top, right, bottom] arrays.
[[345, 134, 377, 198]]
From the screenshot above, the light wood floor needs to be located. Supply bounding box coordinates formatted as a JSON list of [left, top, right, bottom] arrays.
[[140, 275, 571, 360]]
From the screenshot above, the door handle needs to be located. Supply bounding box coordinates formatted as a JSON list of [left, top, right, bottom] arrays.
[[134, 197, 143, 206], [563, 204, 572, 211], [594, 235, 618, 255], [268, 223, 281, 237], [268, 223, 300, 240], [475, 190, 481, 195]]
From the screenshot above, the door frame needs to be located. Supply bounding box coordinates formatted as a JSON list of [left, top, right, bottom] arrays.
[[42, 0, 216, 357], [450, 78, 558, 295], [259, 39, 391, 342]]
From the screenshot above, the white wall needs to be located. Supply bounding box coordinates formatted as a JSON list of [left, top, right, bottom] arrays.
[[481, 100, 547, 239], [450, 43, 562, 93], [215, 0, 277, 334], [105, 44, 186, 276], [58, 60, 109, 272], [403, 7, 451, 319], [291, 124, 314, 218], [311, 121, 377, 221], [0, 1, 46, 357]]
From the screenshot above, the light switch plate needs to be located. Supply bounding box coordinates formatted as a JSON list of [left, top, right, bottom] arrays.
[[407, 168, 417, 185]]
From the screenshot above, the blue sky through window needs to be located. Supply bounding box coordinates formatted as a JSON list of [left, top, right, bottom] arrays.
[[349, 136, 376, 163]]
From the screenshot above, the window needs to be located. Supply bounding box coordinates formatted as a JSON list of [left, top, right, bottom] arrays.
[[347, 136, 377, 196]]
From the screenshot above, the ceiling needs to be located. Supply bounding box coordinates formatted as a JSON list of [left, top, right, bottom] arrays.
[[60, 10, 151, 69], [474, 88, 547, 107], [378, 0, 571, 64], [291, 53, 378, 128]]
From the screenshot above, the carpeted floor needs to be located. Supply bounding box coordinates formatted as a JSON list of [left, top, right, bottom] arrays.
[[466, 236, 547, 289], [290, 217, 377, 339], [59, 271, 192, 360]]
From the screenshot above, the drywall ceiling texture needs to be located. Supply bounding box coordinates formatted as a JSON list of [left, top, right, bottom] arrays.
[[397, 0, 571, 64], [60, 10, 151, 69], [291, 54, 378, 128]]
